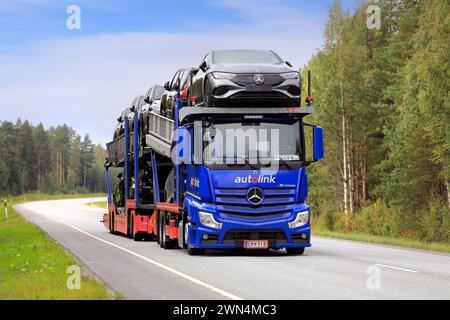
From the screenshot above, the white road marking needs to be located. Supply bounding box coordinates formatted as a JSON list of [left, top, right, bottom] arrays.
[[43, 215, 243, 300], [375, 263, 419, 273]]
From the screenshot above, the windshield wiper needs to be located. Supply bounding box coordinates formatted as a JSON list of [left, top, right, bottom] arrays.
[[277, 158, 293, 169], [225, 157, 258, 170]]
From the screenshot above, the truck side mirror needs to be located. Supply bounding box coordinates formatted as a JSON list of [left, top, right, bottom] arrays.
[[313, 126, 324, 161], [164, 81, 170, 90], [304, 122, 324, 164], [172, 126, 192, 165], [199, 61, 207, 72]]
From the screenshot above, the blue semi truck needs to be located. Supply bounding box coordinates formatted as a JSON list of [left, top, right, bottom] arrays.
[[104, 81, 323, 256]]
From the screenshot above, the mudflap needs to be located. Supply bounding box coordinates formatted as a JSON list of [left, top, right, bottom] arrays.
[[102, 213, 109, 229]]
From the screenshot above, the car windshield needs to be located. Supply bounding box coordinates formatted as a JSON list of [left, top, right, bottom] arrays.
[[213, 50, 283, 64], [153, 86, 165, 99], [180, 70, 191, 87], [203, 121, 302, 165]]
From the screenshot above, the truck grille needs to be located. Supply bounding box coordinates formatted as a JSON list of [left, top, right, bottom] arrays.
[[232, 74, 285, 87], [214, 187, 295, 222]]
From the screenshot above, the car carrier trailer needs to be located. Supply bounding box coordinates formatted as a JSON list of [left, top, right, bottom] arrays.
[[104, 88, 323, 255]]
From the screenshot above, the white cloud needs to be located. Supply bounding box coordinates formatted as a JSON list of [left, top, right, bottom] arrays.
[[0, 30, 322, 144]]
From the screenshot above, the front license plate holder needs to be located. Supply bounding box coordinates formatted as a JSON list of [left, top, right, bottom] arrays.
[[246, 85, 272, 92], [243, 240, 269, 249]]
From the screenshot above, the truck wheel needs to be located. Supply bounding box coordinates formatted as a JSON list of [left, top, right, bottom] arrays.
[[161, 213, 173, 249], [110, 214, 115, 234], [159, 213, 164, 248], [156, 213, 161, 245], [286, 247, 305, 255], [186, 231, 204, 255], [204, 79, 212, 108]]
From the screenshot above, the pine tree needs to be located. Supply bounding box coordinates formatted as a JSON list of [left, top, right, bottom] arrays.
[[81, 134, 95, 189], [34, 123, 51, 191]]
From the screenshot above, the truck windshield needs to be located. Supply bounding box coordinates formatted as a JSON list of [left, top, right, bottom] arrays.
[[203, 121, 302, 166]]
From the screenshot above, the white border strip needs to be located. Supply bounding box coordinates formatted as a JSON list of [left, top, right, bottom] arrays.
[[375, 263, 419, 273]]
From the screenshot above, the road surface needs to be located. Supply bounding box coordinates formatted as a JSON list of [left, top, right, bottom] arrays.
[[14, 198, 450, 300]]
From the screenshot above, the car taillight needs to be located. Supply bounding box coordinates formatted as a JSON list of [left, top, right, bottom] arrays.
[[181, 84, 188, 99]]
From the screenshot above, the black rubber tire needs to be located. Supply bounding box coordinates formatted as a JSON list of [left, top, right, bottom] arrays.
[[161, 214, 173, 249], [159, 214, 164, 248], [156, 213, 161, 245], [126, 213, 132, 238], [109, 214, 115, 234], [160, 98, 167, 116], [204, 78, 212, 108], [138, 114, 145, 145], [286, 247, 305, 255], [186, 231, 205, 255]]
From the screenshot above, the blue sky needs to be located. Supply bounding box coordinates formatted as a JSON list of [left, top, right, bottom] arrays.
[[0, 0, 361, 144]]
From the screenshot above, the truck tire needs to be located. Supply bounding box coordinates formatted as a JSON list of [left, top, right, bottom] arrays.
[[156, 213, 161, 245], [159, 213, 164, 248], [110, 214, 115, 234], [204, 78, 212, 108], [160, 213, 173, 249], [186, 230, 205, 256], [286, 247, 305, 255]]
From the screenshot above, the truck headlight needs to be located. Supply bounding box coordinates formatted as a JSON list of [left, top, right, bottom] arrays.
[[280, 72, 299, 80], [212, 72, 236, 80], [289, 211, 309, 228], [199, 211, 222, 229]]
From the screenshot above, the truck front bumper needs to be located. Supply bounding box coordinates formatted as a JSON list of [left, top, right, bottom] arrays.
[[190, 224, 311, 250], [186, 199, 311, 250]]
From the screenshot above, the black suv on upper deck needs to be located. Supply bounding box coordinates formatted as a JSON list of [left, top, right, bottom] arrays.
[[189, 49, 300, 108]]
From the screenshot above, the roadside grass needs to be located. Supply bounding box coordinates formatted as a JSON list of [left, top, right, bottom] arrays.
[[88, 201, 108, 209], [0, 193, 117, 300], [313, 229, 450, 253]]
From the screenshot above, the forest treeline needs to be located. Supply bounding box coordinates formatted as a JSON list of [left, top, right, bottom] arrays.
[[305, 0, 449, 243], [0, 119, 107, 195]]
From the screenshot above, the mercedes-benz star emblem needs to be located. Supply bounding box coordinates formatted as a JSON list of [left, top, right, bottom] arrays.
[[253, 74, 265, 85], [247, 187, 264, 205]]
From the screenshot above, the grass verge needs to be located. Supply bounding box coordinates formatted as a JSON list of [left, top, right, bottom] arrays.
[[313, 229, 450, 253], [88, 201, 108, 209], [0, 193, 116, 299]]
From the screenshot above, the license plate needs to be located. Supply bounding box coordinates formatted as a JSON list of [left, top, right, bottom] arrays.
[[246, 85, 271, 92], [243, 240, 269, 249]]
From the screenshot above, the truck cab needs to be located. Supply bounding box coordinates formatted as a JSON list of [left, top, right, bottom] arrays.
[[169, 106, 323, 255]]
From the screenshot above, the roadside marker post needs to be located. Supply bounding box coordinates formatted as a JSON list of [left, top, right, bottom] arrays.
[[3, 198, 7, 220]]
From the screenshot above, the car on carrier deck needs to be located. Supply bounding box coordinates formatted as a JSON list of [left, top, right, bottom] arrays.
[[189, 49, 300, 108], [143, 84, 164, 114], [161, 67, 198, 118], [113, 96, 145, 139]]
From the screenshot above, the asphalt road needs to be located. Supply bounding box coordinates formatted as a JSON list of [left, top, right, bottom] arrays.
[[14, 198, 450, 300]]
